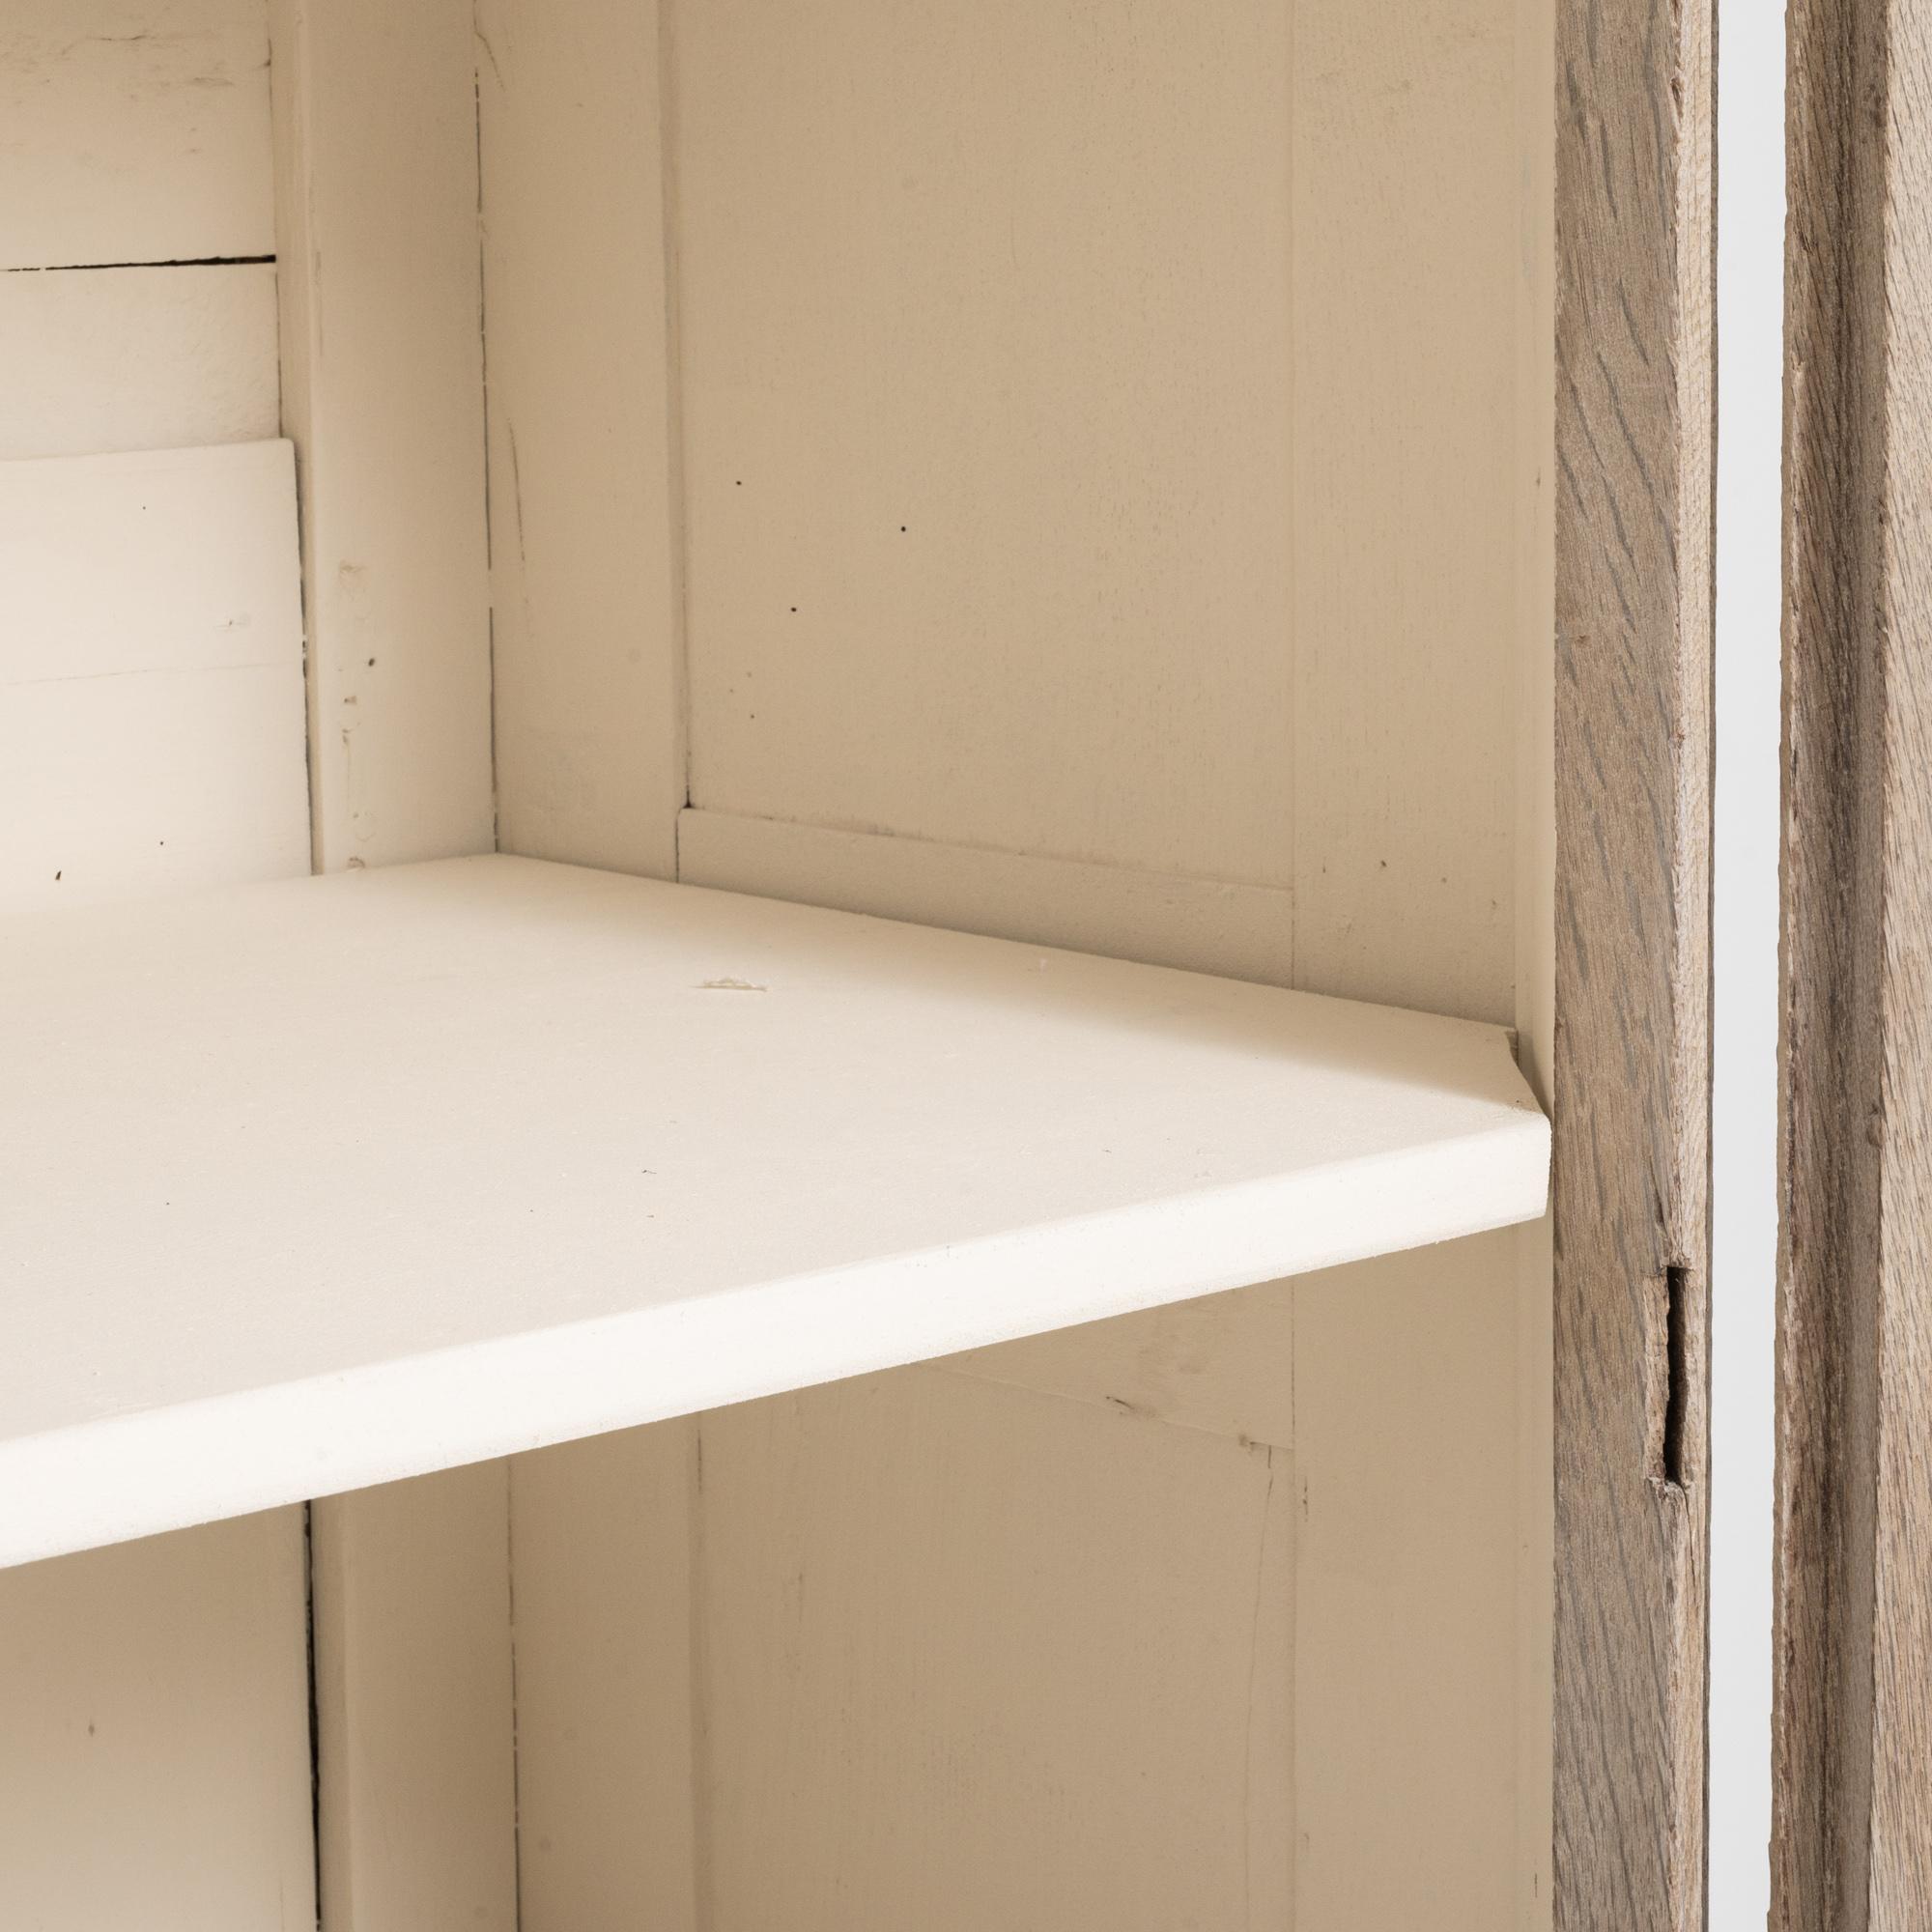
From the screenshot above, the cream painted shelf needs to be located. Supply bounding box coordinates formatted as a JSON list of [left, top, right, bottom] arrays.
[[1, 855, 1549, 1568]]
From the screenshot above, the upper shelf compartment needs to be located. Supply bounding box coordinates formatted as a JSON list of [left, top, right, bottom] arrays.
[[0, 855, 1548, 1567]]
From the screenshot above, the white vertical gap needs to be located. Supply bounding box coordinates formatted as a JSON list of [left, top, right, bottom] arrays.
[[1711, 3, 1784, 1924]]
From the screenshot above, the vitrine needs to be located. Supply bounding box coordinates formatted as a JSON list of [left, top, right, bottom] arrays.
[[0, 1, 1713, 1925]]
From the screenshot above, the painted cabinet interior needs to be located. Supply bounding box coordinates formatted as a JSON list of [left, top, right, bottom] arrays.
[[1, 0, 1569, 1927]]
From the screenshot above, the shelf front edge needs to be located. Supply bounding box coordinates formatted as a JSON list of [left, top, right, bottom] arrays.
[[0, 1119, 1546, 1569]]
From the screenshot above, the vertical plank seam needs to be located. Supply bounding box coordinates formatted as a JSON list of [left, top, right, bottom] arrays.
[[1283, 1309, 1296, 1932], [1280, 12, 1299, 1912], [1239, 1446, 1276, 1932], [303, 1499, 325, 1932], [503, 1462, 525, 1932], [266, 0, 327, 877], [663, 8, 705, 1892], [658, 0, 695, 854], [1283, 0, 1299, 1007], [472, 6, 501, 856], [688, 1415, 715, 1932], [472, 38, 515, 1899]]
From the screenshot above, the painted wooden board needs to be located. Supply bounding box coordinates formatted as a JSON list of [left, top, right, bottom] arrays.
[[0, 440, 308, 911], [0, 1512, 314, 1932], [477, 0, 684, 882], [0, 264, 279, 460], [313, 1467, 518, 1932], [673, 0, 1294, 888], [679, 809, 1296, 989], [0, 77, 312, 1923], [1513, 0, 1557, 1915], [0, 0, 274, 271], [696, 1369, 1293, 1932], [1291, 0, 1520, 1028], [944, 1280, 1296, 1450], [1294, 1235, 1525, 1928], [269, 0, 494, 871], [266, 16, 504, 1929], [510, 1427, 700, 1932], [458, 0, 1555, 1918], [0, 853, 1546, 1567]]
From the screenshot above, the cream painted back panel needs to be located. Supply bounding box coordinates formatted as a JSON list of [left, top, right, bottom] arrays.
[[476, 0, 685, 881], [1292, 0, 1519, 1025], [0, 441, 308, 912], [263, 14, 524, 1932], [483, 0, 1548, 1922], [675, 0, 1294, 887], [0, 13, 316, 1929], [0, 1518, 313, 1932], [657, 4, 1541, 1930], [0, 265, 279, 461], [270, 0, 496, 873], [700, 1372, 1293, 1932], [0, 0, 273, 270]]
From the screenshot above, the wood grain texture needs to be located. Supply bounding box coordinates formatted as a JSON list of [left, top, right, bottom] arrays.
[[1776, 0, 1932, 1922], [1553, 0, 1716, 1926]]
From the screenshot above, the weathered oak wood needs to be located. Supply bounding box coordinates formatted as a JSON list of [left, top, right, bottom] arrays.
[[1776, 1, 1932, 1923], [1554, 0, 1716, 1924]]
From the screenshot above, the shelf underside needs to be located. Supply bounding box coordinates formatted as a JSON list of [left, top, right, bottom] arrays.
[[1, 855, 1548, 1567]]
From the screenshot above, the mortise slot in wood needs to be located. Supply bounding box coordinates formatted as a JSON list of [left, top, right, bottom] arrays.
[[2, 255, 277, 274], [1648, 1264, 1691, 1492]]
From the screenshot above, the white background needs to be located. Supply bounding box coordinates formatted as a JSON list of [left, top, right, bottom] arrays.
[[1712, 0, 1785, 1923]]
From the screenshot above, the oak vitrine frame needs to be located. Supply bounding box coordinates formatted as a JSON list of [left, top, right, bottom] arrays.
[[1777, 0, 1932, 1923], [1555, 1, 1715, 1926]]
